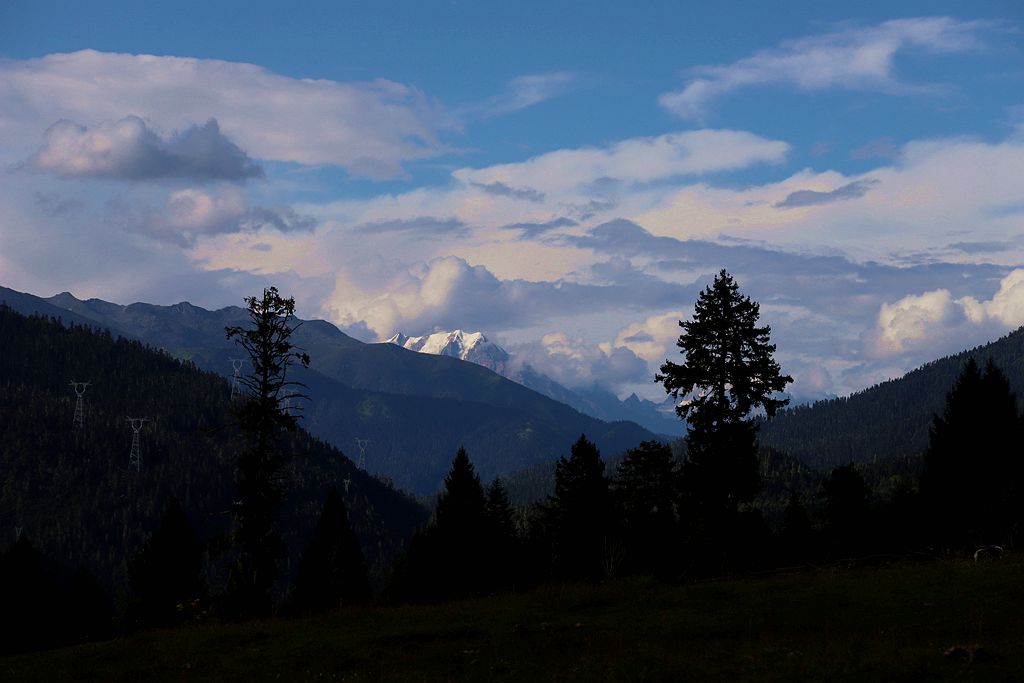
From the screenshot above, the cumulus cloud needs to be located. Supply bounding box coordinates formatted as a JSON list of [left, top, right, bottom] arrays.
[[608, 311, 688, 364], [961, 269, 1024, 328], [323, 254, 692, 339], [0, 50, 451, 177], [660, 17, 991, 120], [122, 185, 315, 245], [871, 288, 963, 355], [868, 270, 1024, 357], [508, 333, 651, 390], [774, 179, 879, 209], [23, 116, 262, 181]]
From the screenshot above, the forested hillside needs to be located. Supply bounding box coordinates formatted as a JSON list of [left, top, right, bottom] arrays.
[[759, 326, 1024, 467], [0, 286, 659, 494], [0, 307, 426, 591]]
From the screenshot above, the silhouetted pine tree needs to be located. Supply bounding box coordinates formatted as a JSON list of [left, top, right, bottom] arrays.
[[818, 464, 869, 558], [130, 497, 206, 627], [388, 447, 487, 601], [0, 535, 68, 653], [483, 478, 518, 592], [292, 488, 369, 612], [921, 357, 1022, 551], [545, 435, 613, 580], [614, 440, 679, 576], [778, 494, 815, 564], [656, 270, 791, 574]]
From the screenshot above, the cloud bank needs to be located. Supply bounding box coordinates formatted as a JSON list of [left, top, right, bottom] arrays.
[[24, 116, 262, 181], [0, 50, 451, 177]]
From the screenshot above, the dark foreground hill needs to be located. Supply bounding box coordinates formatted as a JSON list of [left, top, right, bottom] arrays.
[[759, 326, 1024, 468], [0, 286, 659, 494], [0, 306, 426, 591], [4, 556, 1022, 681]]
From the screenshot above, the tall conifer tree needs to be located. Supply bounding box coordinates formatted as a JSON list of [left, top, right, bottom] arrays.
[[224, 286, 310, 615], [656, 269, 791, 572], [545, 435, 613, 579]]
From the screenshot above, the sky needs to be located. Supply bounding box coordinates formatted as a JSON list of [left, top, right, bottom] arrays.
[[2, 1, 1023, 402]]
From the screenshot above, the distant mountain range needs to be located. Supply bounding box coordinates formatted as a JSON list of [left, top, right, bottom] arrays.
[[1, 285, 661, 494], [387, 328, 683, 436]]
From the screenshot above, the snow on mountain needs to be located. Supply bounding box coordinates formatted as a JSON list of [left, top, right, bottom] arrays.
[[386, 330, 510, 374], [385, 329, 684, 435]]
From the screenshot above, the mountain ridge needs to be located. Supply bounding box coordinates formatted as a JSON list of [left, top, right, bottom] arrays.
[[1, 285, 662, 493]]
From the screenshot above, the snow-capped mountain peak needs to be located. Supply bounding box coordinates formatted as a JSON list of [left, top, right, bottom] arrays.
[[386, 329, 510, 373]]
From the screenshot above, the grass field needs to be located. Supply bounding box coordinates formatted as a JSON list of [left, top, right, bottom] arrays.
[[3, 556, 1023, 681]]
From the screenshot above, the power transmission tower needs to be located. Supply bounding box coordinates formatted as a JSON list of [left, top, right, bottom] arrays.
[[69, 381, 91, 429], [126, 417, 150, 471], [342, 474, 352, 494], [354, 438, 370, 470], [229, 358, 245, 400]]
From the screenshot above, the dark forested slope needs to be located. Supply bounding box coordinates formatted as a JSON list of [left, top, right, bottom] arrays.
[[759, 326, 1024, 467], [0, 307, 426, 590]]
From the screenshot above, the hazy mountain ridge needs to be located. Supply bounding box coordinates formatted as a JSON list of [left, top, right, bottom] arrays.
[[1, 286, 661, 493]]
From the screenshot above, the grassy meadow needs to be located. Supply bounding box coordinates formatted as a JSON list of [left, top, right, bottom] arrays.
[[3, 555, 1023, 682]]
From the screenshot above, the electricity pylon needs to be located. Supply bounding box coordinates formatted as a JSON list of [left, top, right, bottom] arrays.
[[69, 381, 91, 429], [354, 438, 370, 470], [127, 417, 150, 471], [229, 358, 245, 400]]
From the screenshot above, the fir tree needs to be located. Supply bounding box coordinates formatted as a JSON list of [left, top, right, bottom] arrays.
[[778, 494, 815, 565], [130, 497, 206, 627], [388, 448, 487, 600], [545, 435, 613, 579], [613, 440, 679, 575], [921, 357, 1022, 550], [818, 464, 869, 557], [656, 270, 791, 572], [483, 478, 519, 592], [292, 488, 370, 612]]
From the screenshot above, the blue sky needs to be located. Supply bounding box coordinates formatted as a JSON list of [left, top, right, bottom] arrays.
[[1, 1, 1023, 401]]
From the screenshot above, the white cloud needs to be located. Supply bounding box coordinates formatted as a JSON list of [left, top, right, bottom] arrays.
[[320, 254, 693, 341], [0, 50, 451, 177], [454, 129, 789, 195], [869, 269, 1024, 357], [961, 269, 1024, 328], [660, 17, 991, 120], [23, 116, 262, 181], [508, 332, 651, 390], [116, 185, 315, 246], [872, 288, 962, 355], [607, 310, 687, 364]]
